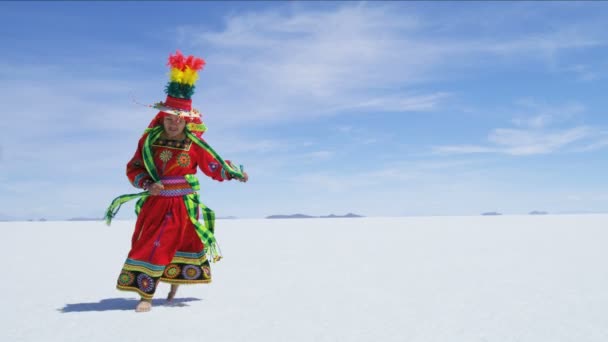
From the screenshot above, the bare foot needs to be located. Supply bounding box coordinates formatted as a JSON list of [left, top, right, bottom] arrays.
[[135, 299, 152, 312], [166, 284, 179, 303]]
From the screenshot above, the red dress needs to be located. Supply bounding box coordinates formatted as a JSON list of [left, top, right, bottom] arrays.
[[116, 133, 231, 300]]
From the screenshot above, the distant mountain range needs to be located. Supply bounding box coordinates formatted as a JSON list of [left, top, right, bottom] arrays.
[[3, 211, 606, 222], [481, 211, 550, 216], [266, 213, 364, 219]]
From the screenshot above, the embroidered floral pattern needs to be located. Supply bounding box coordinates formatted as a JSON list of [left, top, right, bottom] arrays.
[[202, 265, 211, 278], [118, 271, 135, 286], [159, 150, 173, 173], [182, 265, 202, 280], [177, 152, 191, 167], [163, 264, 181, 279], [137, 273, 156, 292], [159, 150, 173, 163]]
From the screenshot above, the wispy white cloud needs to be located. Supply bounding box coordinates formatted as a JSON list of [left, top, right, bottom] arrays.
[[434, 145, 498, 155], [211, 137, 286, 155], [433, 99, 602, 156], [477, 29, 603, 59], [564, 64, 599, 82], [510, 100, 585, 128], [0, 77, 147, 140], [176, 7, 448, 124], [2, 3, 607, 219], [290, 158, 484, 193], [512, 115, 554, 129], [328, 92, 451, 113], [490, 126, 591, 155], [172, 4, 607, 129], [435, 126, 593, 156], [572, 130, 608, 152]]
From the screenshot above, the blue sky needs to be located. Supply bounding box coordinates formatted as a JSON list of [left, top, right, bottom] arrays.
[[1, 1, 608, 219]]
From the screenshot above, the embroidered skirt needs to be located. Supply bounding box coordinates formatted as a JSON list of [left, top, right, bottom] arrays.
[[116, 178, 211, 300]]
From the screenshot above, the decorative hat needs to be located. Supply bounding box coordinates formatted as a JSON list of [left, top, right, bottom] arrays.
[[141, 50, 208, 138], [152, 50, 206, 118]]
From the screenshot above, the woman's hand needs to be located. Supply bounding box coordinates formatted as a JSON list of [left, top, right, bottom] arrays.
[[226, 161, 248, 183], [147, 182, 165, 195]]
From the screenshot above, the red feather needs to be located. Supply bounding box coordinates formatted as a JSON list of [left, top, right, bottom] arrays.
[[167, 50, 206, 71], [168, 50, 186, 70], [190, 57, 205, 71]]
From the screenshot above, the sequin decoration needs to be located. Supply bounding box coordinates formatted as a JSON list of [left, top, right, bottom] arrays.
[[177, 152, 191, 167], [137, 273, 156, 292], [182, 265, 202, 280], [118, 271, 135, 286], [164, 264, 181, 279], [153, 138, 192, 151]]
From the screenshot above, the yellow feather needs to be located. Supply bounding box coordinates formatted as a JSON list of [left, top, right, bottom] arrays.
[[183, 67, 199, 86], [169, 68, 184, 83]]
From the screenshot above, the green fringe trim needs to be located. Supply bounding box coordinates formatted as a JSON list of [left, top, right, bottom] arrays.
[[165, 82, 196, 99], [104, 192, 149, 225]]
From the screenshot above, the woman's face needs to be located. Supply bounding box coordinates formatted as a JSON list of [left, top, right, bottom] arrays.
[[163, 115, 186, 139]]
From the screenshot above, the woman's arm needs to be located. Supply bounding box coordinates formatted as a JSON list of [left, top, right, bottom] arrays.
[[126, 135, 154, 189]]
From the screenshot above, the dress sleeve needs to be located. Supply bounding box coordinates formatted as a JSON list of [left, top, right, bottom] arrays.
[[194, 138, 234, 182], [126, 135, 154, 189]]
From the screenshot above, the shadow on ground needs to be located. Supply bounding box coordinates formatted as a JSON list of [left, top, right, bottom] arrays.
[[58, 297, 202, 313]]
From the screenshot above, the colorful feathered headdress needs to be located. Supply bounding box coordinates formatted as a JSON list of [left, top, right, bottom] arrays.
[[152, 50, 206, 118]]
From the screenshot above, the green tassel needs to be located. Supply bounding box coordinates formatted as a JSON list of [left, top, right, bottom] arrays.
[[104, 192, 147, 225]]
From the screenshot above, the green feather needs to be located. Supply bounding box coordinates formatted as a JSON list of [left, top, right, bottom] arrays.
[[165, 82, 196, 99]]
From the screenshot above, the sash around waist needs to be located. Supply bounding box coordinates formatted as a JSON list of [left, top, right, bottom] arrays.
[[157, 176, 195, 197]]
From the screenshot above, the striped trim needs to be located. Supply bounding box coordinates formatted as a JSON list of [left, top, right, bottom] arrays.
[[159, 278, 211, 285], [158, 177, 194, 197], [174, 251, 206, 258], [121, 265, 163, 277], [125, 258, 165, 272], [158, 188, 194, 197], [161, 176, 189, 185], [161, 184, 192, 190], [133, 173, 148, 188], [171, 253, 207, 264]]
